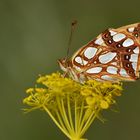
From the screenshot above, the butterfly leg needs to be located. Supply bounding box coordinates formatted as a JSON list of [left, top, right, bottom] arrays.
[[62, 72, 68, 78]]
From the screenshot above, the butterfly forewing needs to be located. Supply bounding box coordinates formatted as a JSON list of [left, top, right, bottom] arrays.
[[70, 23, 140, 81]]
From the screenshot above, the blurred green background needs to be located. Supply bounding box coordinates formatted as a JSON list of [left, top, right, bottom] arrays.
[[0, 0, 140, 140]]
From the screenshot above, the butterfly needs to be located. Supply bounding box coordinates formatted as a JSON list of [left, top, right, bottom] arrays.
[[58, 23, 140, 82]]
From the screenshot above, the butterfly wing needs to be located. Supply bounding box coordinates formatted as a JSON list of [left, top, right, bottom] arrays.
[[71, 23, 140, 81]]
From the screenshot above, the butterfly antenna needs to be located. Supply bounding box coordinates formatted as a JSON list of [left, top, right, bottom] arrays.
[[66, 20, 77, 60]]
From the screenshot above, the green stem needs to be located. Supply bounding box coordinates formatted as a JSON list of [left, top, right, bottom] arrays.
[[77, 101, 84, 130], [80, 109, 100, 137], [67, 95, 74, 131], [56, 96, 73, 135], [43, 105, 71, 139], [80, 111, 96, 137], [75, 99, 78, 134], [78, 108, 88, 134], [56, 111, 69, 135], [61, 97, 74, 135]]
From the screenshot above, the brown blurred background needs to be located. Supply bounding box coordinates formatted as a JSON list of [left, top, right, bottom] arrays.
[[0, 0, 140, 140]]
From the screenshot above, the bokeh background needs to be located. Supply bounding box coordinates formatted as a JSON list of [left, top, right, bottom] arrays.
[[0, 0, 140, 140]]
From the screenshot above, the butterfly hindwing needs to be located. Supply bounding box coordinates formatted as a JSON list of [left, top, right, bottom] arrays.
[[71, 23, 140, 81]]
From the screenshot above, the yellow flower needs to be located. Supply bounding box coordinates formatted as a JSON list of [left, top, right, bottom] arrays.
[[26, 88, 34, 94], [100, 100, 109, 109], [23, 72, 123, 140]]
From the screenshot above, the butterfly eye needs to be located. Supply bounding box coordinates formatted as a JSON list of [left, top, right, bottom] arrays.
[[127, 27, 135, 33]]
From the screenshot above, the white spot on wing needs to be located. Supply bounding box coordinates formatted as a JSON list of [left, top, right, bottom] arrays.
[[133, 47, 139, 54], [99, 52, 117, 64], [113, 33, 126, 42], [109, 30, 117, 36], [119, 68, 129, 77], [82, 60, 88, 65], [107, 66, 118, 74], [84, 47, 97, 59], [86, 67, 102, 74], [128, 27, 135, 32], [94, 37, 104, 45], [122, 38, 134, 47], [132, 62, 137, 71], [75, 56, 88, 65], [75, 56, 82, 63], [111, 62, 117, 66], [130, 54, 138, 62], [101, 75, 117, 81]]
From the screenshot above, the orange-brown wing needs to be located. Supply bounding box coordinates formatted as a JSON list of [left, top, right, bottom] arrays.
[[71, 23, 140, 81]]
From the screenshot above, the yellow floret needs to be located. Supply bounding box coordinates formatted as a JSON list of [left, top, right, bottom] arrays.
[[100, 100, 109, 109]]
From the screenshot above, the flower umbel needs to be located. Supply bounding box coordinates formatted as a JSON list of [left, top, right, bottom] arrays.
[[23, 72, 123, 140]]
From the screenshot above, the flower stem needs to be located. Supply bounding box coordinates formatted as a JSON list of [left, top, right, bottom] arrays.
[[80, 110, 97, 137], [61, 97, 75, 135], [43, 105, 71, 139], [77, 101, 84, 130], [43, 96, 99, 140], [67, 95, 74, 131]]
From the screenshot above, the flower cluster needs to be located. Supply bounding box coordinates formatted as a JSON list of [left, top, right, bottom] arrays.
[[23, 72, 123, 140], [81, 80, 122, 109]]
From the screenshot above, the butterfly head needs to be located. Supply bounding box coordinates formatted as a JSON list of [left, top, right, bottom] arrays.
[[58, 58, 81, 82], [58, 58, 70, 72]]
